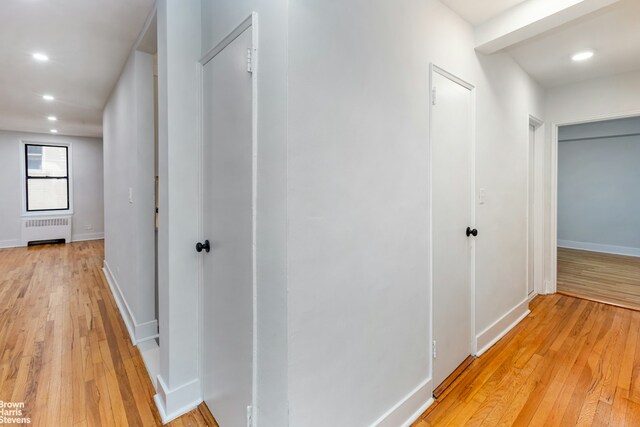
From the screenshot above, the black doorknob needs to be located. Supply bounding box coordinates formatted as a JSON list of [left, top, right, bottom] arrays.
[[466, 227, 478, 237], [196, 240, 210, 253]]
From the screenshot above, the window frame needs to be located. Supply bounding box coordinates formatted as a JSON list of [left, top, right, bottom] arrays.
[[21, 140, 73, 216]]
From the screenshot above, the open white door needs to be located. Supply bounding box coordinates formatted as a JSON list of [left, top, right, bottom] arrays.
[[200, 22, 255, 426], [431, 67, 475, 393]]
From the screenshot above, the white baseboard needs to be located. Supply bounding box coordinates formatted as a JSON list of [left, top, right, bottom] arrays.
[[371, 378, 434, 427], [102, 260, 159, 345], [0, 239, 20, 249], [154, 376, 202, 424], [0, 234, 104, 248], [72, 232, 104, 242], [102, 261, 137, 345], [136, 319, 159, 343], [558, 240, 640, 258], [476, 298, 530, 357], [138, 339, 160, 390], [103, 260, 164, 423]]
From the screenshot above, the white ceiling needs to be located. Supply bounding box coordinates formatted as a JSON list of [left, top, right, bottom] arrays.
[[440, 0, 529, 25], [0, 0, 154, 137], [4, 0, 636, 134], [506, 0, 640, 87]]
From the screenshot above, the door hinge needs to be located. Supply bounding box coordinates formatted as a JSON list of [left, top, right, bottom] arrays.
[[433, 340, 437, 359], [247, 405, 253, 427], [432, 87, 437, 106], [247, 48, 253, 73]]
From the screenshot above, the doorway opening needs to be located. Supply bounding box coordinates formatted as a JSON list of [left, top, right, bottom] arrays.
[[554, 116, 640, 310]]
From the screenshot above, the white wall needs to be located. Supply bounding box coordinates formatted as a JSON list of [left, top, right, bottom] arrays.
[[286, 1, 544, 425], [103, 4, 205, 421], [168, 0, 544, 424], [0, 130, 103, 248], [200, 2, 289, 426], [103, 48, 157, 342], [557, 118, 640, 255], [545, 70, 640, 282], [546, 70, 640, 123]]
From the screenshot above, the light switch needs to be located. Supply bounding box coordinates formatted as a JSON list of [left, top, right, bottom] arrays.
[[128, 188, 133, 204], [479, 188, 486, 205]]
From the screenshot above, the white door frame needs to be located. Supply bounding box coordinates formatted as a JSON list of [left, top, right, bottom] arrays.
[[547, 109, 640, 294], [428, 63, 477, 386], [197, 12, 259, 422], [528, 115, 544, 297]]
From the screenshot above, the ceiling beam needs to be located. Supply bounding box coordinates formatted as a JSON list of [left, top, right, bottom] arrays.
[[475, 0, 622, 54]]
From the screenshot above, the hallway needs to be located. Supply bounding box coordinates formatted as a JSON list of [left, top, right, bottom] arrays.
[[0, 242, 215, 426]]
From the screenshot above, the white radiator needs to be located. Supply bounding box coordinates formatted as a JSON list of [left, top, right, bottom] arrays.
[[21, 216, 72, 246]]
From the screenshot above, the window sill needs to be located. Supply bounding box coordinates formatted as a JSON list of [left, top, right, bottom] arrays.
[[21, 211, 74, 218]]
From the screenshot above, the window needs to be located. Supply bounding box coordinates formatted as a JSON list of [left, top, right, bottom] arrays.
[[24, 144, 70, 212]]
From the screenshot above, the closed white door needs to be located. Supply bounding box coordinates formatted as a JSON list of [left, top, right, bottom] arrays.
[[201, 26, 254, 427], [431, 69, 474, 391]]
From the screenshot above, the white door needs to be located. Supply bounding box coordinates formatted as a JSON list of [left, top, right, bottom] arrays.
[[201, 26, 254, 427], [431, 69, 474, 391], [528, 124, 536, 295]]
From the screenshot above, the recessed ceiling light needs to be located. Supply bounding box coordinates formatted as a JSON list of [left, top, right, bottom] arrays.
[[572, 51, 594, 61], [50, 129, 58, 134], [32, 52, 49, 62], [42, 94, 54, 101], [47, 116, 57, 121]]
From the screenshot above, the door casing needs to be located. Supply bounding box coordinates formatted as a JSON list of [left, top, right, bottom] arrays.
[[527, 116, 544, 298], [548, 109, 640, 294]]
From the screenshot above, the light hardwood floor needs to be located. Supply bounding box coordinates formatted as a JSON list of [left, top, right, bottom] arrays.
[[414, 294, 640, 426], [558, 247, 640, 311], [5, 241, 640, 426], [0, 241, 216, 426]]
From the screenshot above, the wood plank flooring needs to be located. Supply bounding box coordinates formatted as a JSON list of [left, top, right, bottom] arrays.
[[4, 240, 640, 426], [558, 247, 640, 311], [0, 241, 216, 426], [413, 293, 640, 426]]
